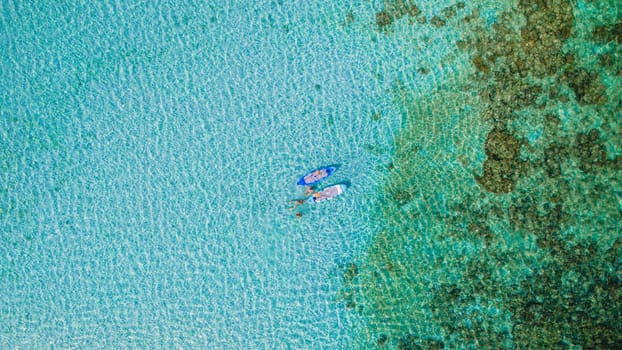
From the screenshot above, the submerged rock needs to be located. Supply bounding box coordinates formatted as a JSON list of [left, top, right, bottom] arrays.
[[476, 128, 522, 193], [575, 129, 608, 172], [485, 129, 521, 160], [564, 67, 608, 105]]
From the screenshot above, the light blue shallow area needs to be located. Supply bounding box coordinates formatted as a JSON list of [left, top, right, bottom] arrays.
[[1, 0, 463, 348]]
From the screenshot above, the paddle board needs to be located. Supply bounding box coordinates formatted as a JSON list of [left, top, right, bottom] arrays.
[[297, 166, 336, 186]]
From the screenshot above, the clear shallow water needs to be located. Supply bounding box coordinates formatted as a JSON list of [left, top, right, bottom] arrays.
[[1, 0, 409, 348], [4, 0, 620, 349]]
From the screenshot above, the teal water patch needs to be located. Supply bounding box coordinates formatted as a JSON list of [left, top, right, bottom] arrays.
[[342, 0, 621, 349], [0, 0, 418, 349]]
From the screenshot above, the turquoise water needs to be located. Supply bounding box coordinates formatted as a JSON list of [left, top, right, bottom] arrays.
[[1, 1, 403, 348], [3, 0, 621, 349]]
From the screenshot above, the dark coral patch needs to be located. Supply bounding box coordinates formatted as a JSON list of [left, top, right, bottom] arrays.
[[543, 143, 568, 178], [485, 129, 521, 160], [592, 20, 622, 44], [564, 67, 608, 105], [476, 129, 522, 193], [472, 55, 490, 74], [376, 10, 393, 28], [430, 16, 446, 28], [441, 6, 457, 19], [517, 0, 574, 77], [574, 129, 608, 173], [477, 158, 521, 193], [375, 0, 420, 29]]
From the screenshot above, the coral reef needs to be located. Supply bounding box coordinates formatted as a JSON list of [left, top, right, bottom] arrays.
[[476, 128, 524, 193], [564, 67, 608, 105], [375, 1, 466, 30], [343, 0, 622, 348], [375, 0, 421, 29], [510, 239, 622, 349]]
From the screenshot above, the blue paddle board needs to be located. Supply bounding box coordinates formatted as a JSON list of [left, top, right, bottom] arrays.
[[297, 166, 337, 186]]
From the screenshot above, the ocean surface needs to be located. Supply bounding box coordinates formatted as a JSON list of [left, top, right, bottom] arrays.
[[2, 0, 620, 349]]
